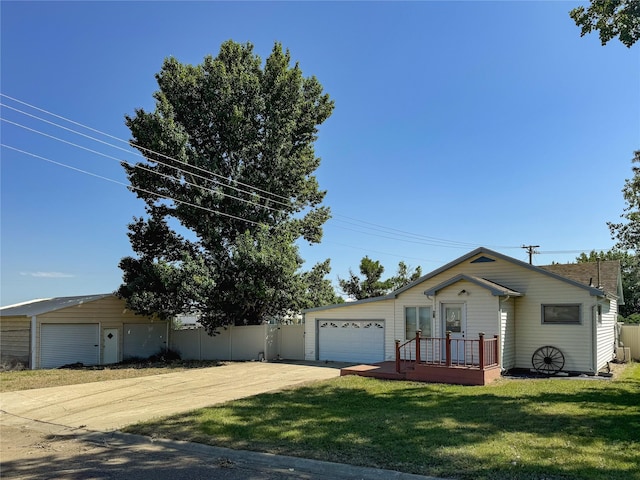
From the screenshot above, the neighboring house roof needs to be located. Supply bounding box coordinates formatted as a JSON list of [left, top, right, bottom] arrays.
[[0, 294, 113, 317], [539, 261, 623, 304], [304, 247, 612, 313], [424, 274, 524, 297]]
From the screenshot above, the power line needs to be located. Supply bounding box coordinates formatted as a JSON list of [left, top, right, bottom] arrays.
[[2, 94, 601, 258], [0, 93, 521, 250], [1, 94, 294, 206], [2, 114, 506, 249], [0, 144, 262, 226], [0, 105, 293, 210], [0, 118, 285, 214]]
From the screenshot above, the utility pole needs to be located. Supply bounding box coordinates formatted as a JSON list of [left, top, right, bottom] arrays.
[[522, 245, 540, 265]]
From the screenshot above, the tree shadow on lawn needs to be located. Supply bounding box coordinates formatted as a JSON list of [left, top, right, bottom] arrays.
[[0, 429, 265, 480], [126, 375, 640, 480]]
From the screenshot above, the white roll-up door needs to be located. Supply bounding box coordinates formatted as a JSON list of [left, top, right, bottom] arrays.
[[318, 320, 384, 363], [40, 324, 100, 369]]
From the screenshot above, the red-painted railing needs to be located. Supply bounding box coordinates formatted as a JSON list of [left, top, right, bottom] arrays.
[[395, 331, 499, 374]]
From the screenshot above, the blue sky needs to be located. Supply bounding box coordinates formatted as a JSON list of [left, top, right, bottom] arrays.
[[1, 1, 638, 306]]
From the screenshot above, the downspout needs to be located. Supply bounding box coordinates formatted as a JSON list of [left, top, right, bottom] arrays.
[[30, 316, 37, 370], [498, 296, 510, 371]]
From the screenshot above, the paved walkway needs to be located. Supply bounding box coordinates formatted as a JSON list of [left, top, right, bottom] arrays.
[[0, 362, 342, 431]]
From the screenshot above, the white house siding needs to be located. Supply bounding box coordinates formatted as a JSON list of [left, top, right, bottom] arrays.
[[499, 298, 516, 370], [34, 296, 164, 368], [0, 317, 31, 367], [596, 298, 617, 371], [417, 254, 597, 373], [304, 300, 394, 361], [513, 287, 594, 373], [304, 252, 612, 373]]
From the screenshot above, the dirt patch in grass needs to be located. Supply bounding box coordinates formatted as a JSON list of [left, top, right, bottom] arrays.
[[0, 360, 224, 393]]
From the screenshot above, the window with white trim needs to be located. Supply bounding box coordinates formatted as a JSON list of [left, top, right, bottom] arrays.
[[541, 304, 581, 325], [405, 306, 432, 339]]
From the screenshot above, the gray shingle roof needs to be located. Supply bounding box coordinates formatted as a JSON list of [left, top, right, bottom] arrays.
[[539, 261, 621, 298]]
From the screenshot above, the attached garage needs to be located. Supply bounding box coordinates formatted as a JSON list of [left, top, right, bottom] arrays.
[[0, 294, 168, 369], [40, 323, 100, 368], [318, 319, 385, 363]]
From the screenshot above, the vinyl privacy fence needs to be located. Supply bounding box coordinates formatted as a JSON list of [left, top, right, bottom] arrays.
[[170, 324, 304, 361], [620, 324, 640, 361]]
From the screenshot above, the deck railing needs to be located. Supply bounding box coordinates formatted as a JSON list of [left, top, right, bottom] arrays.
[[395, 331, 499, 374]]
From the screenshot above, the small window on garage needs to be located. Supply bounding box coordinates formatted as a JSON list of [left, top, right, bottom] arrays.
[[542, 304, 581, 325], [406, 306, 432, 339]]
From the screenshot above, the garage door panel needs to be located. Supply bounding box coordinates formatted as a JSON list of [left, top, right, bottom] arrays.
[[318, 320, 384, 364], [40, 324, 100, 369]]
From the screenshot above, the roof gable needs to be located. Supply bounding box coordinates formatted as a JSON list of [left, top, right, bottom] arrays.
[[0, 294, 113, 317], [392, 247, 607, 298], [303, 247, 611, 313], [424, 274, 523, 297]]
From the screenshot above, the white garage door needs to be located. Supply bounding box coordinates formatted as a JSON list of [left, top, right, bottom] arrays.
[[40, 324, 100, 369], [318, 320, 384, 363]]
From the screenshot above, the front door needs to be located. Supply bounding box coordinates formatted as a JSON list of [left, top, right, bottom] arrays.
[[103, 328, 119, 364], [442, 303, 466, 362]]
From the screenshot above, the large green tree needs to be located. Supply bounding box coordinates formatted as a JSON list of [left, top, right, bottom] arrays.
[[576, 250, 639, 317], [570, 0, 640, 47], [117, 41, 336, 331]]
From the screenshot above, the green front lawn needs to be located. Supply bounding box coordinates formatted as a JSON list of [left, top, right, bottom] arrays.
[[126, 363, 640, 480]]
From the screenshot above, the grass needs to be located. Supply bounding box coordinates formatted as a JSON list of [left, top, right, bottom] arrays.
[[0, 360, 222, 392], [125, 363, 640, 480]]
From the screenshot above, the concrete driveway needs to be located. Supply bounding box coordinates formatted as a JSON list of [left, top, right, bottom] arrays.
[[0, 361, 342, 431]]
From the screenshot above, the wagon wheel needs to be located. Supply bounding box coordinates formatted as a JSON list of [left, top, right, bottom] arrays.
[[532, 346, 565, 375]]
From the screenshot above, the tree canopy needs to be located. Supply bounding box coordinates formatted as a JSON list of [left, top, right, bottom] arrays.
[[339, 258, 422, 300], [608, 150, 640, 253], [570, 0, 640, 47], [117, 40, 338, 331]]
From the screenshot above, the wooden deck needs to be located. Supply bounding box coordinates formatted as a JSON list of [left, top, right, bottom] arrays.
[[341, 361, 502, 386]]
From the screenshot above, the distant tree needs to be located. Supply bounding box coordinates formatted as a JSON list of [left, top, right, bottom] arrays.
[[389, 261, 423, 291], [117, 40, 335, 332], [576, 249, 639, 317], [339, 257, 393, 300], [338, 258, 422, 300], [623, 313, 640, 324], [570, 0, 640, 47], [608, 151, 640, 252]]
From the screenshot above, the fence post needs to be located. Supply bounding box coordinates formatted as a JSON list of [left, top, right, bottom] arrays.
[[415, 329, 421, 364], [395, 340, 401, 373], [494, 334, 499, 366], [445, 331, 452, 367], [478, 332, 485, 369]]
